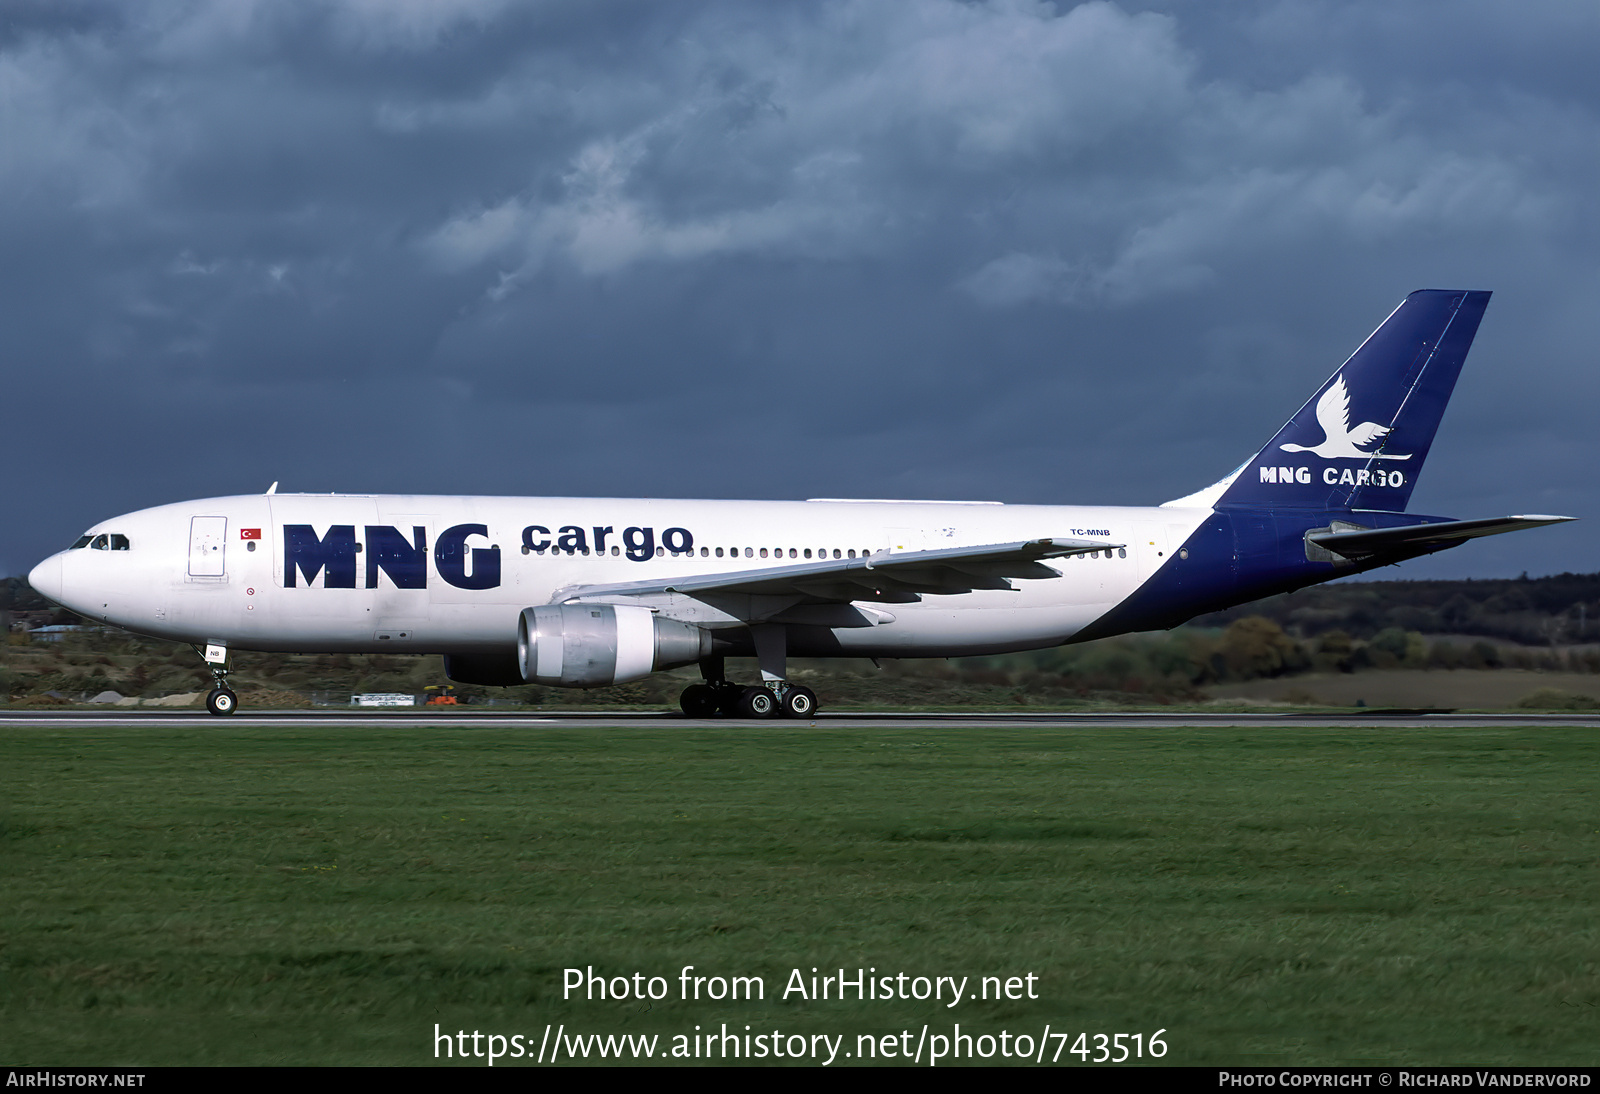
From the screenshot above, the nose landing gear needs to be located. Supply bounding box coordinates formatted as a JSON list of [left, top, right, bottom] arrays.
[[194, 642, 239, 717], [206, 687, 238, 716]]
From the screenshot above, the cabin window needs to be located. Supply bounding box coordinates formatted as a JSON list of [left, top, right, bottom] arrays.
[[744, 548, 753, 558], [701, 547, 709, 557], [760, 548, 768, 558], [804, 548, 812, 559], [610, 546, 620, 556], [655, 546, 664, 557], [1118, 548, 1126, 559], [847, 549, 855, 558]]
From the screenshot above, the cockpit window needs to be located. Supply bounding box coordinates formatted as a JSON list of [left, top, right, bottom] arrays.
[[109, 534, 130, 551], [90, 535, 110, 550], [71, 535, 93, 549]]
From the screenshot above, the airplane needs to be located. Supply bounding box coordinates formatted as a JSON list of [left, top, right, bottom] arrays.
[[25, 289, 1573, 718]]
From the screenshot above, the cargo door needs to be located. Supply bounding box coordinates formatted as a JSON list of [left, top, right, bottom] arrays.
[[369, 513, 432, 644]]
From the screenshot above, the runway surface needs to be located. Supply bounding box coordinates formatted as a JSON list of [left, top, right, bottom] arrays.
[[4, 709, 1598, 729]]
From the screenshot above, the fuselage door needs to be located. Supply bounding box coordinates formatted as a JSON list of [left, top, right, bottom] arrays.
[[885, 527, 924, 554], [1130, 521, 1169, 584], [188, 516, 228, 577]]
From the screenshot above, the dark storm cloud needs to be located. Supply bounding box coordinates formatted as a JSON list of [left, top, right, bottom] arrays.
[[3, 0, 1595, 579]]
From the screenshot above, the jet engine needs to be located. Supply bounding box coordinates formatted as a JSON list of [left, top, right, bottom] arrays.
[[518, 604, 711, 687]]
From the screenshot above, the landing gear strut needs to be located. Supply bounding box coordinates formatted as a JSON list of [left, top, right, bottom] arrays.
[[676, 637, 820, 719], [194, 642, 239, 717]]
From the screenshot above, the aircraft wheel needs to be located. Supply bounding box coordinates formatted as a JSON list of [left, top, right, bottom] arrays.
[[780, 686, 817, 718], [737, 686, 776, 719], [206, 688, 239, 717], [679, 684, 720, 717]]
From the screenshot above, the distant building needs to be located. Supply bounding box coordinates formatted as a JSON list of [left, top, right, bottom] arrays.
[[10, 611, 58, 632], [27, 625, 91, 643]]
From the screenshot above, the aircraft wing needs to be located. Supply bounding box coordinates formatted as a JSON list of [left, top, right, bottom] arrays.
[[551, 537, 1116, 606], [1306, 515, 1575, 560]]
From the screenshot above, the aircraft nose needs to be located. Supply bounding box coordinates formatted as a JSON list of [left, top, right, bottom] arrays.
[[27, 554, 64, 604]]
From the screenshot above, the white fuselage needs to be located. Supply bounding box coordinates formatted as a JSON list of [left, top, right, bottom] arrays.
[[28, 493, 1212, 660]]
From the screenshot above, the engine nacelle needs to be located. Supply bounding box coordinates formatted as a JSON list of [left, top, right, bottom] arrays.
[[518, 604, 711, 687]]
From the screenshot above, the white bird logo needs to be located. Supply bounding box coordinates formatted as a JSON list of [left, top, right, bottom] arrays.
[[1279, 377, 1411, 460]]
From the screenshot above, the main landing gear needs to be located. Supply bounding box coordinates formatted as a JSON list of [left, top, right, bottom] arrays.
[[194, 642, 239, 717], [679, 638, 819, 720], [678, 679, 818, 719]]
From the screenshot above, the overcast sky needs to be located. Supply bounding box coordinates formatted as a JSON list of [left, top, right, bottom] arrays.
[[4, 0, 1596, 581]]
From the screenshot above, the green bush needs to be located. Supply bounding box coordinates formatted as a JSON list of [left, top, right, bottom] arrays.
[[1515, 687, 1600, 710]]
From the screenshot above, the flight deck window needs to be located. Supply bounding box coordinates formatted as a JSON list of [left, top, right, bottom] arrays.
[[90, 535, 109, 550], [71, 535, 92, 549]]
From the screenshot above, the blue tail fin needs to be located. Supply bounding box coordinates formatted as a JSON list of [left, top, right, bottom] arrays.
[[1213, 289, 1490, 512]]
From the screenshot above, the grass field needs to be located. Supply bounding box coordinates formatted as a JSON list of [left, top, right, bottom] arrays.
[[1, 721, 1595, 1066]]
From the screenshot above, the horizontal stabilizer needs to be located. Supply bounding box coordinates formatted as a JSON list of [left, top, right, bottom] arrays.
[[1306, 515, 1574, 560], [553, 537, 1111, 607]]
